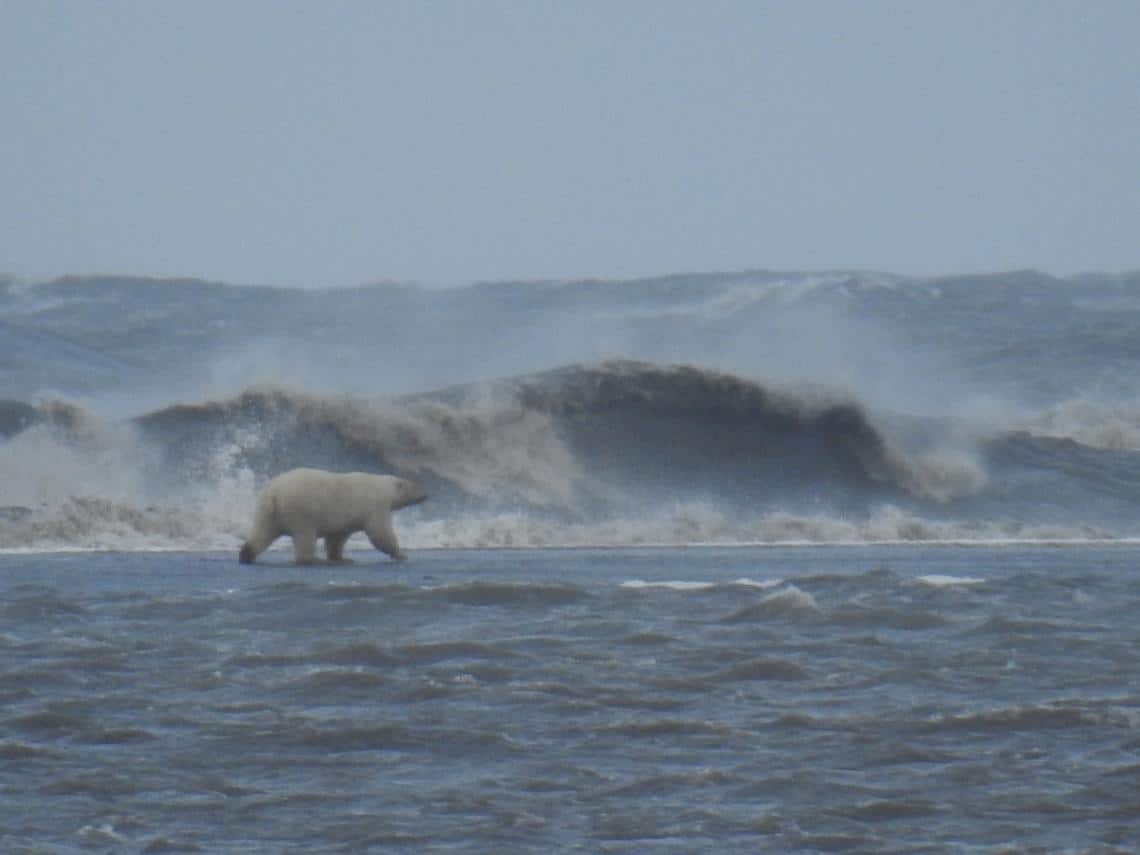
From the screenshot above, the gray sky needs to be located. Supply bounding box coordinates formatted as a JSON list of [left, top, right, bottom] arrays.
[[2, 1, 1138, 287]]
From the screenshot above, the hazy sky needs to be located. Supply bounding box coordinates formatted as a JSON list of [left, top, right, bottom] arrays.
[[2, 1, 1138, 287]]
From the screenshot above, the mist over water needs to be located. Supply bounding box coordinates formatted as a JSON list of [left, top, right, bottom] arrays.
[[3, 269, 1140, 551]]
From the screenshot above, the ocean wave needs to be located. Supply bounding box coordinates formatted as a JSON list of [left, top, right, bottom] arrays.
[[127, 361, 993, 507], [619, 578, 781, 592], [716, 657, 811, 682], [134, 383, 582, 507], [916, 574, 986, 588], [422, 581, 591, 607], [1019, 397, 1140, 451], [920, 703, 1099, 733], [5, 359, 1140, 551], [722, 585, 822, 622], [829, 604, 951, 631], [283, 668, 390, 698]]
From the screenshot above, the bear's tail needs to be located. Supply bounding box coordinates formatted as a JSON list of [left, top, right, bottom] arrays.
[[239, 543, 256, 564]]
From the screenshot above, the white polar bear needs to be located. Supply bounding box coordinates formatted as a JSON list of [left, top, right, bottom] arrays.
[[238, 468, 427, 565]]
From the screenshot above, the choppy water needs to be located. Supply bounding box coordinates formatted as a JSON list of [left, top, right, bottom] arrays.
[[2, 545, 1138, 853]]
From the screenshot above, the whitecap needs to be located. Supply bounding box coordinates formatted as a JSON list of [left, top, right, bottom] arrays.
[[620, 580, 716, 591], [620, 578, 781, 592], [760, 584, 821, 612], [916, 574, 986, 587]]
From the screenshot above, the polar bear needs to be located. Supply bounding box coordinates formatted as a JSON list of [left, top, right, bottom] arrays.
[[238, 468, 427, 565]]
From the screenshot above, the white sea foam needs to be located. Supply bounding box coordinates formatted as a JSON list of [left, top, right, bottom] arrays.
[[401, 503, 1118, 551], [916, 574, 987, 587], [759, 584, 820, 613], [619, 578, 782, 591], [0, 419, 147, 509], [894, 447, 989, 502], [0, 416, 256, 552]]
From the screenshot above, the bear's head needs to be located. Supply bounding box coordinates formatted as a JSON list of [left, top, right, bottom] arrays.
[[393, 478, 428, 510]]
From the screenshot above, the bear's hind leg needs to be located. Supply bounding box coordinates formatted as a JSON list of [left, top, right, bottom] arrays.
[[291, 528, 321, 565], [325, 532, 353, 564]]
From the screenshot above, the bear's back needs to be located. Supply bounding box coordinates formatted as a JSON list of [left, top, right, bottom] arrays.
[[267, 469, 385, 532]]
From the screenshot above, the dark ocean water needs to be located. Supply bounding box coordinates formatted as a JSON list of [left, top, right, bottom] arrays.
[[2, 545, 1138, 853]]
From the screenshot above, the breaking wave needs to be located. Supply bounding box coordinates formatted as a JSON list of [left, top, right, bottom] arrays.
[[1019, 397, 1140, 451], [2, 360, 1139, 552]]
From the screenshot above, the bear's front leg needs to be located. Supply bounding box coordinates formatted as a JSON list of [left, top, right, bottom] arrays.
[[365, 517, 405, 561]]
